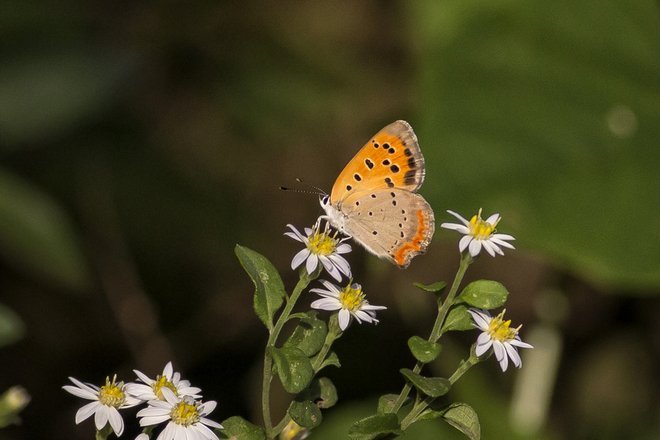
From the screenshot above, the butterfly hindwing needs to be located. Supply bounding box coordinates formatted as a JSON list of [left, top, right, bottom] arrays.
[[339, 189, 435, 268], [330, 120, 426, 206]]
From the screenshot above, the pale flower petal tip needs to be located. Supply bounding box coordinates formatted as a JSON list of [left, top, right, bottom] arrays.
[[468, 308, 532, 372], [441, 208, 515, 257], [286, 221, 352, 280], [310, 281, 385, 331]]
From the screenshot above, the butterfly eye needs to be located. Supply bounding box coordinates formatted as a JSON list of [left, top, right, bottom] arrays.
[[321, 195, 330, 206]]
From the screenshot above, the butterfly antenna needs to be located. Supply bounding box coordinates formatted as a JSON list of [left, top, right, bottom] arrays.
[[280, 178, 326, 196]]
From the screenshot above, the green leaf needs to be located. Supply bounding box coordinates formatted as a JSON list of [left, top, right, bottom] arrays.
[[312, 350, 341, 371], [414, 281, 447, 292], [348, 413, 401, 440], [269, 346, 314, 394], [217, 416, 265, 440], [284, 311, 327, 357], [418, 403, 481, 440], [400, 369, 451, 398], [441, 304, 474, 334], [408, 336, 442, 363], [316, 377, 338, 409], [288, 399, 322, 429], [0, 169, 91, 291], [458, 280, 508, 309], [376, 394, 400, 414], [235, 245, 286, 330], [0, 303, 26, 348]]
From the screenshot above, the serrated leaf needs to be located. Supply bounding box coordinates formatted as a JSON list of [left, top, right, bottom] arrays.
[[400, 369, 451, 398], [441, 303, 474, 334], [408, 336, 442, 363], [218, 416, 265, 440], [235, 245, 286, 331], [458, 280, 508, 309], [284, 311, 327, 357], [414, 281, 447, 292], [419, 403, 480, 440], [348, 413, 401, 440], [270, 346, 314, 394], [288, 399, 322, 429]]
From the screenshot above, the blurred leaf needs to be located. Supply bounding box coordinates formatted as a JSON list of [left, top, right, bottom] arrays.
[[312, 350, 341, 371], [348, 413, 401, 440], [413, 0, 660, 290], [270, 346, 314, 394], [414, 281, 447, 293], [441, 303, 474, 334], [400, 369, 451, 398], [0, 169, 90, 290], [377, 394, 400, 414], [218, 416, 265, 440], [458, 280, 508, 309], [408, 336, 442, 363], [284, 311, 327, 357], [0, 48, 136, 146], [419, 403, 481, 440], [235, 245, 286, 331], [0, 304, 25, 348]]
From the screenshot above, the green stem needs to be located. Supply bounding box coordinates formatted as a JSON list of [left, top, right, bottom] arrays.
[[262, 271, 312, 433], [388, 252, 473, 415], [400, 354, 480, 429]]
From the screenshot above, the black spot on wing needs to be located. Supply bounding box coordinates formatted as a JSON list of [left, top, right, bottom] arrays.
[[382, 159, 391, 166], [408, 157, 417, 169], [354, 173, 362, 181], [403, 170, 417, 186], [404, 148, 413, 157], [390, 164, 400, 173], [365, 158, 374, 169], [384, 177, 394, 188]]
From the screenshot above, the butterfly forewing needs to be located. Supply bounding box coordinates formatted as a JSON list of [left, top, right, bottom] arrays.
[[330, 120, 426, 206]]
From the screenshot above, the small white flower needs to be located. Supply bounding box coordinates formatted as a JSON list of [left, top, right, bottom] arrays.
[[63, 375, 141, 436], [137, 388, 223, 440], [468, 308, 533, 372], [440, 208, 515, 257], [125, 362, 202, 402], [310, 280, 386, 331], [279, 419, 311, 440], [285, 220, 352, 281]]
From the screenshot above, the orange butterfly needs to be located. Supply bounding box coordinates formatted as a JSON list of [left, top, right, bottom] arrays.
[[321, 121, 435, 268]]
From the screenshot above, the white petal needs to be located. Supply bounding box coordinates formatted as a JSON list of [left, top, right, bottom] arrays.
[[475, 335, 492, 357], [481, 240, 498, 257], [305, 253, 319, 275], [160, 387, 180, 405], [492, 342, 508, 371], [510, 338, 534, 349], [136, 434, 150, 440], [491, 236, 515, 249], [446, 210, 469, 226], [329, 255, 352, 277], [505, 343, 523, 368], [285, 224, 305, 241], [468, 239, 483, 257], [338, 310, 351, 330], [361, 303, 387, 311], [291, 249, 310, 270], [492, 233, 515, 242], [198, 400, 217, 416], [468, 309, 491, 330], [195, 422, 221, 439], [310, 298, 341, 311], [458, 235, 473, 253], [107, 407, 125, 436], [94, 405, 110, 431], [75, 401, 101, 424], [321, 257, 342, 281], [199, 417, 224, 429], [485, 213, 500, 224], [173, 423, 187, 440], [440, 222, 470, 233], [163, 362, 174, 379], [335, 243, 351, 254]]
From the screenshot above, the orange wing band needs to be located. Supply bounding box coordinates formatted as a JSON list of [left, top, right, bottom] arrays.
[[393, 209, 429, 266]]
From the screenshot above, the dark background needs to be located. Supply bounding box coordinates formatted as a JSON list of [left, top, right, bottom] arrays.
[[1, 1, 659, 439]]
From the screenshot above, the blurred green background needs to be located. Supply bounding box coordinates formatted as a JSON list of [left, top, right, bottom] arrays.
[[1, 0, 659, 439]]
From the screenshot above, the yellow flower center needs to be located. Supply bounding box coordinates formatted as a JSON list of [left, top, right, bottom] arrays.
[[98, 375, 126, 408], [170, 398, 200, 427], [487, 310, 521, 342], [469, 208, 500, 240], [280, 420, 309, 440], [152, 375, 178, 400], [339, 284, 365, 312], [307, 226, 341, 256]]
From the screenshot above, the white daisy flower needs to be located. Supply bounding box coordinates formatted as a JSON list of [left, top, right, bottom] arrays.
[[440, 208, 515, 257], [285, 220, 352, 282], [310, 280, 386, 331], [63, 375, 141, 436], [136, 387, 223, 440], [467, 308, 533, 372], [125, 362, 202, 402]]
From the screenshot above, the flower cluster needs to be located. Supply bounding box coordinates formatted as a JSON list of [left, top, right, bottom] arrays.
[[63, 362, 222, 440]]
